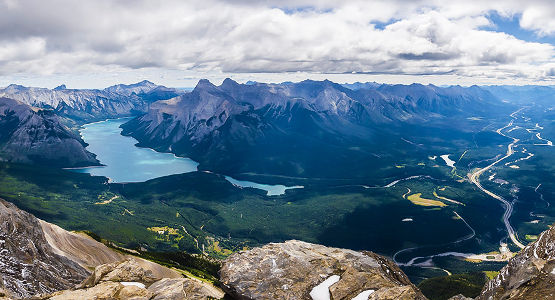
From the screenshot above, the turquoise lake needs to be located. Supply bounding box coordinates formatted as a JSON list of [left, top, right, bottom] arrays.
[[72, 118, 199, 182], [73, 118, 303, 195]]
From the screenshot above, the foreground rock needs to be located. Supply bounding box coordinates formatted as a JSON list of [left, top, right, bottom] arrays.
[[0, 198, 224, 299], [220, 240, 426, 300], [39, 258, 224, 300], [478, 225, 555, 300], [0, 199, 89, 298]]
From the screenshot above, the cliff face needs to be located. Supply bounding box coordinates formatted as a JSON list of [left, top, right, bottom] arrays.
[[478, 225, 555, 300], [0, 97, 99, 167], [0, 199, 89, 299], [220, 240, 427, 300]]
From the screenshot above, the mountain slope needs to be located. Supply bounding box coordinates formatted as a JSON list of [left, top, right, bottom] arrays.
[[478, 224, 555, 299], [0, 199, 89, 298], [121, 78, 505, 178], [0, 97, 99, 167]]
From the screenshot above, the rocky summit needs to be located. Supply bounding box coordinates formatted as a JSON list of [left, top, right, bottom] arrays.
[[478, 224, 555, 300], [38, 258, 224, 300], [220, 240, 426, 300], [0, 199, 88, 299]]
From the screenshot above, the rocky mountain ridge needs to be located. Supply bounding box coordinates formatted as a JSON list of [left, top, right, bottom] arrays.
[[121, 78, 507, 178], [0, 199, 89, 298], [0, 97, 99, 167], [0, 197, 224, 299], [0, 80, 183, 122], [477, 224, 555, 299]]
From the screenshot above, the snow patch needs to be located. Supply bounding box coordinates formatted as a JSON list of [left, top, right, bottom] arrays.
[[310, 275, 340, 300], [121, 282, 146, 289], [351, 290, 375, 300]]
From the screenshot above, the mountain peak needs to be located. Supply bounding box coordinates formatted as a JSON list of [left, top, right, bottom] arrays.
[[197, 78, 212, 85], [54, 84, 67, 90], [137, 80, 155, 86], [104, 80, 158, 94], [194, 79, 217, 91], [221, 78, 239, 86], [5, 83, 26, 91]]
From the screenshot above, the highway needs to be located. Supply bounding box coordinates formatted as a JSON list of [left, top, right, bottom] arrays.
[[468, 108, 525, 249]]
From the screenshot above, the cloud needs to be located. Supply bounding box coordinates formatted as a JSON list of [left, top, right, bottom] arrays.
[[0, 0, 553, 85], [520, 5, 555, 36]]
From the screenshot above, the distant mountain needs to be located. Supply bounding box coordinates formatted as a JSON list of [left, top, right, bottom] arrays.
[[481, 85, 555, 105], [0, 80, 184, 122], [341, 81, 381, 90], [0, 97, 99, 167], [121, 78, 505, 178]]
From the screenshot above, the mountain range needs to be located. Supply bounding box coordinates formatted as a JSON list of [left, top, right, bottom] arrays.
[[1, 78, 552, 174], [120, 78, 510, 178], [0, 80, 183, 122]]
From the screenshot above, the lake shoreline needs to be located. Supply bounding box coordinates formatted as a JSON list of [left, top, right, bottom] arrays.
[[72, 118, 304, 196]]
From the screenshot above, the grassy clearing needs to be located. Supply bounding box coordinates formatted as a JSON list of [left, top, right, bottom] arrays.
[[483, 271, 499, 280], [407, 193, 447, 207], [525, 234, 538, 241]]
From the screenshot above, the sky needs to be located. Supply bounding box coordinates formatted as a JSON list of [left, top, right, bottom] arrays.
[[0, 0, 554, 88]]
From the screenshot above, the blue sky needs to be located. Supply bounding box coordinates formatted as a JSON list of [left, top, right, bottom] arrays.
[[0, 0, 553, 88], [484, 12, 555, 46]]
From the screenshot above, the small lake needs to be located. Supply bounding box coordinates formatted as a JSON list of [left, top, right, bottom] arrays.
[[71, 118, 302, 195], [225, 176, 303, 196]]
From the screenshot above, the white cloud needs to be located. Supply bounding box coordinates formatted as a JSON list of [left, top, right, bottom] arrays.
[[0, 0, 553, 87], [520, 5, 555, 36]]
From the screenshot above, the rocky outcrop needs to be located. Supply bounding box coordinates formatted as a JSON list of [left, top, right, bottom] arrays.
[[0, 97, 99, 167], [0, 197, 225, 299], [477, 225, 555, 300], [219, 240, 426, 300], [39, 258, 224, 300], [0, 199, 89, 299]]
